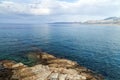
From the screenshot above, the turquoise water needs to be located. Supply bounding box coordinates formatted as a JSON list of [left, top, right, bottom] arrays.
[[0, 24, 120, 80]]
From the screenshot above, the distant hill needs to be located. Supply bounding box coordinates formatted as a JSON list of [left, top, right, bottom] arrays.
[[51, 17, 120, 25], [84, 17, 120, 24], [104, 17, 120, 20]]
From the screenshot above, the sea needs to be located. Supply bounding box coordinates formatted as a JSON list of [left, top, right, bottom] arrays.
[[0, 23, 120, 80]]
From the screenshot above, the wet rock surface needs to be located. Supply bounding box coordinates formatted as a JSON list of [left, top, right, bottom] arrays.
[[0, 52, 104, 80]]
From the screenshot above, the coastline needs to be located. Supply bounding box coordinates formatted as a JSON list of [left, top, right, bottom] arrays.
[[81, 23, 120, 26], [0, 51, 104, 80]]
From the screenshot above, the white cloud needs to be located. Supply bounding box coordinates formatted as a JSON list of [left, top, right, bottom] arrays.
[[0, 0, 120, 22], [30, 8, 51, 15]]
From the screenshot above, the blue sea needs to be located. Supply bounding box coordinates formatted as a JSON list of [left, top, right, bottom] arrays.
[[0, 23, 120, 80]]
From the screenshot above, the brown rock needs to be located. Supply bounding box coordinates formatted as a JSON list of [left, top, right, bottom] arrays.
[[0, 52, 104, 80]]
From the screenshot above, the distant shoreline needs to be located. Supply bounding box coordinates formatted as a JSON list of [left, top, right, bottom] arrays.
[[82, 23, 120, 26], [50, 22, 120, 26]]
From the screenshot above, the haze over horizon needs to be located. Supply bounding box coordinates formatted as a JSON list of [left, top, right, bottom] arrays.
[[0, 0, 120, 23]]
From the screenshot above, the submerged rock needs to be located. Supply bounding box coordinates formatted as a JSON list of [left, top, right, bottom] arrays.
[[0, 52, 104, 80]]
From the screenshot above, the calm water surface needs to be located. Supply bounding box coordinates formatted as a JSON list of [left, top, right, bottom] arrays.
[[0, 24, 120, 80]]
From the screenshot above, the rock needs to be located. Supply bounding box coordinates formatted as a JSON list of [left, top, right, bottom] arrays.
[[0, 60, 16, 68], [48, 73, 59, 80], [12, 63, 25, 68], [0, 68, 13, 80], [32, 69, 52, 80], [58, 74, 67, 80], [0, 52, 104, 80], [66, 74, 73, 80], [47, 58, 77, 68]]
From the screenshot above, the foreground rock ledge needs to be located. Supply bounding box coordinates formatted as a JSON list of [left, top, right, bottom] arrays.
[[0, 52, 104, 80]]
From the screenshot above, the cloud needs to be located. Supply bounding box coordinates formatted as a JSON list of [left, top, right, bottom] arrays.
[[0, 0, 120, 23], [30, 8, 51, 15]]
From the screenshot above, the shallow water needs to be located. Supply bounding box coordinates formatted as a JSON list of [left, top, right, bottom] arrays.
[[0, 23, 120, 80]]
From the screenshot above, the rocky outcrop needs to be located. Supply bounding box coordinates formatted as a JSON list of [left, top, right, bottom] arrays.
[[0, 52, 104, 80]]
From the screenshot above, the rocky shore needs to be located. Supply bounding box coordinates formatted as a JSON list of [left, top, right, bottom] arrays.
[[0, 52, 104, 80]]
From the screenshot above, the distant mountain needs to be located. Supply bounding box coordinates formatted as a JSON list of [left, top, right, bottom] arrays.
[[84, 17, 120, 24], [104, 17, 120, 20], [51, 17, 120, 25]]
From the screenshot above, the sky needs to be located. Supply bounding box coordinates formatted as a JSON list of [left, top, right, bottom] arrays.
[[0, 0, 120, 23]]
